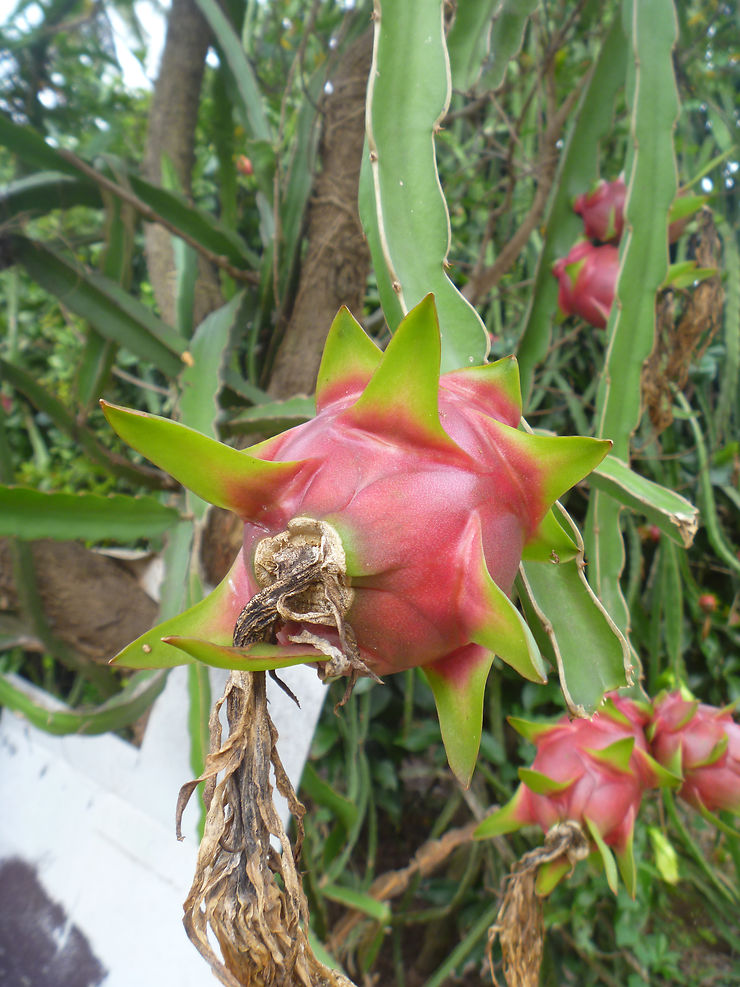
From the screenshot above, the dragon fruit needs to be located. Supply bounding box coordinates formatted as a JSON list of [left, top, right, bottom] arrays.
[[552, 240, 619, 330], [101, 296, 609, 785], [648, 690, 740, 818], [573, 177, 626, 243], [474, 696, 673, 894]]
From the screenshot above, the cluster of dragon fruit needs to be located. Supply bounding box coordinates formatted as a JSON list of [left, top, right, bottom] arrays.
[[475, 689, 740, 896], [551, 176, 693, 329], [102, 292, 738, 903]]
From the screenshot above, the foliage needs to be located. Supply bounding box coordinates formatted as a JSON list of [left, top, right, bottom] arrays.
[[0, 0, 738, 983]]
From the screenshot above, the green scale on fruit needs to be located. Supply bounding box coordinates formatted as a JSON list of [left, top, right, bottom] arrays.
[[102, 296, 610, 786]]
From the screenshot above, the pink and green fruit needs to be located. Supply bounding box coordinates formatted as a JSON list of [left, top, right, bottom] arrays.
[[552, 240, 619, 330], [474, 695, 673, 895], [573, 177, 626, 244], [648, 690, 740, 817], [101, 296, 609, 785]]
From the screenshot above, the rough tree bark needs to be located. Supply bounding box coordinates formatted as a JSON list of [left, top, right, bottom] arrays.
[[203, 30, 373, 587], [143, 0, 221, 329], [265, 30, 373, 399]]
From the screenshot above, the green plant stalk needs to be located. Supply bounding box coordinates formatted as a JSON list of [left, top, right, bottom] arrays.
[[421, 899, 500, 987], [715, 216, 740, 438], [359, 0, 488, 372], [585, 0, 680, 636], [675, 390, 740, 578], [0, 669, 167, 736], [517, 15, 627, 399], [662, 789, 738, 904]]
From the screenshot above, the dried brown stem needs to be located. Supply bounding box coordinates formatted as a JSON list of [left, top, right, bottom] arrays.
[[180, 670, 358, 987], [487, 821, 589, 987]]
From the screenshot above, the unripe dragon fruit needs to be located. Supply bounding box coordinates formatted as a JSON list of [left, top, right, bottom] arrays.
[[573, 177, 626, 243], [552, 240, 619, 330], [101, 296, 609, 785], [648, 690, 740, 817], [474, 696, 672, 894]]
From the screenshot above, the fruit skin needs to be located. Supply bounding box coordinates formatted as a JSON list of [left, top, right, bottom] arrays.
[[101, 296, 610, 785], [648, 691, 740, 816], [573, 177, 626, 243], [552, 240, 619, 329], [474, 696, 670, 894]]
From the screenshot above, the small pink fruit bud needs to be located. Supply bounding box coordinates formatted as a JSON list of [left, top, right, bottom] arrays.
[[236, 155, 253, 176], [698, 593, 718, 614], [552, 241, 618, 329], [573, 177, 626, 243]]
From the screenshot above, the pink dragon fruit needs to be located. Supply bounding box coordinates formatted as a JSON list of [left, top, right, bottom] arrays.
[[648, 690, 740, 817], [474, 696, 672, 894], [552, 240, 619, 330], [573, 177, 626, 243], [101, 296, 609, 785]]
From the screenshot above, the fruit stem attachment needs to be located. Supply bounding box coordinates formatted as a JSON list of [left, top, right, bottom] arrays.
[[235, 517, 381, 706]]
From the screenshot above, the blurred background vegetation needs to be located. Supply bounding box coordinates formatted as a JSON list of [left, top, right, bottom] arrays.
[[0, 0, 738, 984]]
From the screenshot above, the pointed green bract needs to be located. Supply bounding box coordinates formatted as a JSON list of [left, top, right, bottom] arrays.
[[440, 356, 522, 426], [162, 637, 328, 671], [474, 787, 528, 839], [110, 552, 250, 669], [535, 856, 573, 896], [422, 644, 495, 788], [315, 306, 383, 412], [467, 526, 547, 682], [585, 736, 635, 774], [693, 734, 728, 768], [101, 400, 306, 519], [507, 716, 558, 744], [522, 506, 580, 563], [347, 295, 458, 450], [584, 817, 619, 894], [486, 422, 611, 515], [614, 829, 637, 897], [519, 768, 574, 796]]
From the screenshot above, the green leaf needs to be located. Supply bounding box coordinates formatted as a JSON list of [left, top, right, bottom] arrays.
[[300, 761, 359, 834], [0, 359, 167, 489], [0, 171, 101, 219], [518, 504, 631, 714], [127, 171, 258, 269], [648, 826, 679, 885], [517, 17, 628, 399], [222, 395, 316, 438], [194, 0, 271, 143], [0, 669, 167, 736], [589, 454, 698, 547], [181, 293, 243, 438], [586, 0, 680, 636], [0, 112, 84, 176], [446, 0, 499, 92], [359, 0, 488, 371], [11, 235, 186, 377], [483, 0, 539, 91], [0, 486, 180, 541], [320, 884, 391, 925]]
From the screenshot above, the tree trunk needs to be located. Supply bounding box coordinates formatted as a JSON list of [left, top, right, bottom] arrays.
[[143, 0, 221, 330], [266, 30, 373, 399]]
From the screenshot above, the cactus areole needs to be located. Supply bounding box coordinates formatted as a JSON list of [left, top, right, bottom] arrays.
[[101, 296, 609, 784]]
